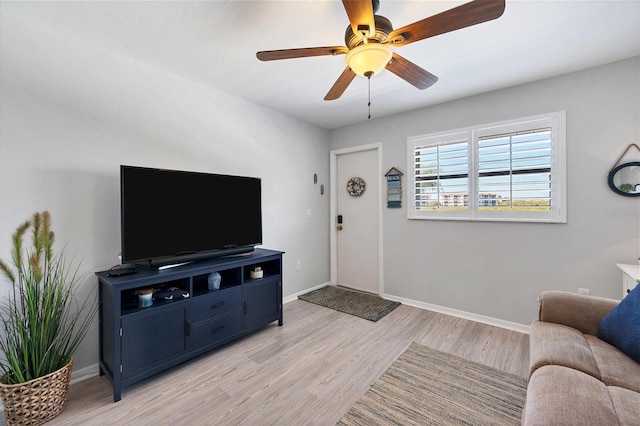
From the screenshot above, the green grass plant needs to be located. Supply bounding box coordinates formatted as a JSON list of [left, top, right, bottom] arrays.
[[0, 211, 98, 384]]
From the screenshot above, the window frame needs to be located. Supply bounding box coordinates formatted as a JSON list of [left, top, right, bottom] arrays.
[[407, 111, 567, 223]]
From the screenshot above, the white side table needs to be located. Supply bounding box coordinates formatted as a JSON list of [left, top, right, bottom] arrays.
[[616, 263, 639, 298]]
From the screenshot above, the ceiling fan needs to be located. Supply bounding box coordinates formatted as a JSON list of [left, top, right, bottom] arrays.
[[256, 0, 506, 101]]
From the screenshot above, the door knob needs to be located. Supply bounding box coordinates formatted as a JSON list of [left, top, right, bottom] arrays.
[[336, 225, 343, 231]]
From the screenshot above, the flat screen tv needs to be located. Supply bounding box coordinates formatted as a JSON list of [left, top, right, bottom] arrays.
[[120, 165, 262, 267]]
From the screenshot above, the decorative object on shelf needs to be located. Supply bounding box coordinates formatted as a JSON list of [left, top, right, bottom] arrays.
[[137, 288, 154, 308], [207, 271, 221, 291], [385, 167, 403, 208], [347, 177, 366, 196], [153, 286, 190, 300], [0, 211, 98, 425], [608, 144, 640, 197], [250, 266, 263, 279]]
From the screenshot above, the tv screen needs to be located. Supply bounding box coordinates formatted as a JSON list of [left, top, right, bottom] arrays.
[[120, 165, 262, 266]]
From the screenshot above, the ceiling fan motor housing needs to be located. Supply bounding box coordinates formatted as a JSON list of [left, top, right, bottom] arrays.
[[344, 15, 393, 48]]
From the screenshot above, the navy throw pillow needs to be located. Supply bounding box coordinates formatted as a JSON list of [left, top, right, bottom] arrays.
[[597, 285, 640, 363]]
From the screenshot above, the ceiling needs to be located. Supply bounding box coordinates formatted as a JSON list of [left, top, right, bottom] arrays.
[[2, 1, 639, 130]]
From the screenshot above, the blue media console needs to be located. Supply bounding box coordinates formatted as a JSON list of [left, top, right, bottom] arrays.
[[96, 248, 283, 401]]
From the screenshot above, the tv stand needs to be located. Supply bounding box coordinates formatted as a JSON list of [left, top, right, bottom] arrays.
[[96, 248, 283, 402]]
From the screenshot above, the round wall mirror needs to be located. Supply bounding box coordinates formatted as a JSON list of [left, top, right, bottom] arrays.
[[608, 162, 640, 197]]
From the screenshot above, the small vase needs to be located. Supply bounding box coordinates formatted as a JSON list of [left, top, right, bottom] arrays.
[[208, 272, 221, 291]]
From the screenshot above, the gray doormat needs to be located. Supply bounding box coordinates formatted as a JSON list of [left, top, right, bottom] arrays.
[[298, 286, 400, 322], [339, 342, 528, 425]]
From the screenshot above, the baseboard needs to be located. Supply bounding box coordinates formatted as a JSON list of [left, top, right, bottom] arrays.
[[283, 281, 330, 304], [383, 293, 531, 334], [70, 363, 101, 385]]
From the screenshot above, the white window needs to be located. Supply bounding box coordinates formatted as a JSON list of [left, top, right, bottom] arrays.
[[408, 112, 566, 223]]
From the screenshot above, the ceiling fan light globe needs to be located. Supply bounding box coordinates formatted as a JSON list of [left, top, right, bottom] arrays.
[[346, 43, 392, 77]]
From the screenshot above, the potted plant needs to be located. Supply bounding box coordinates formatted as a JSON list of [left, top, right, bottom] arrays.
[[0, 211, 98, 425]]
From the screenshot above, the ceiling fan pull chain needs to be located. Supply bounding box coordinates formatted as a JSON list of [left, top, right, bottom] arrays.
[[367, 74, 372, 120]]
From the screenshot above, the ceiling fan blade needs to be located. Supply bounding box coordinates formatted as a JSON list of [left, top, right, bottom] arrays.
[[389, 0, 506, 47], [386, 53, 438, 90], [324, 67, 357, 101], [257, 46, 348, 61], [342, 0, 376, 38]]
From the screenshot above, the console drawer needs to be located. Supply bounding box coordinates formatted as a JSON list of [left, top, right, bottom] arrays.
[[191, 286, 241, 323], [191, 310, 242, 350]]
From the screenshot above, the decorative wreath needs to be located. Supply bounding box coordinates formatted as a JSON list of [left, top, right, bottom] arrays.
[[347, 177, 366, 197]]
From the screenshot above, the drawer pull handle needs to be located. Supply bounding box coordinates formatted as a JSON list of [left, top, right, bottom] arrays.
[[211, 326, 225, 334], [211, 302, 225, 309]]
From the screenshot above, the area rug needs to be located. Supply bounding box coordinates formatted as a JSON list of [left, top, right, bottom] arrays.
[[338, 342, 528, 426], [298, 285, 400, 322]]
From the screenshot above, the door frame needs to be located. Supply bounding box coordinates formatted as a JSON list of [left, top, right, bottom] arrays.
[[330, 142, 384, 295]]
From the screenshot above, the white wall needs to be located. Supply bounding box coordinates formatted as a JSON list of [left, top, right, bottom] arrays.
[[0, 11, 330, 374], [330, 57, 640, 326]]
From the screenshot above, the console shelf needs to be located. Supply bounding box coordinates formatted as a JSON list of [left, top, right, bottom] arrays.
[[96, 248, 283, 402]]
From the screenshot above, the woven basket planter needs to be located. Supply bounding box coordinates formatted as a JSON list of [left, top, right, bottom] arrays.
[[0, 360, 73, 426]]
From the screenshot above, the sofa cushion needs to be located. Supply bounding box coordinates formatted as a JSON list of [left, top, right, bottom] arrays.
[[608, 386, 640, 426], [586, 334, 640, 393], [529, 320, 600, 379], [522, 365, 619, 426], [597, 285, 640, 363]]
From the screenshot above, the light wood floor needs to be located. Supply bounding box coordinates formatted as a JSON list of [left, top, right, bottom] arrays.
[[45, 299, 529, 425]]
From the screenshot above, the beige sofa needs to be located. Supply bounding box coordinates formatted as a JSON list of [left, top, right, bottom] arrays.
[[522, 291, 640, 425]]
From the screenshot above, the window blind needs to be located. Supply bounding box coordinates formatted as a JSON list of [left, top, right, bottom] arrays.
[[477, 127, 552, 211], [413, 140, 468, 211]]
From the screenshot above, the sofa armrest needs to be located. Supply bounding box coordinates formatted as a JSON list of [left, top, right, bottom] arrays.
[[538, 291, 619, 335]]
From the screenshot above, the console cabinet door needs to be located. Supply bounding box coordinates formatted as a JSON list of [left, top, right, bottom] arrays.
[[121, 304, 189, 380], [243, 277, 280, 330]]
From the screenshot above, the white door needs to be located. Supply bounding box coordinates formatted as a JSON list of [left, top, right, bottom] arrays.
[[332, 146, 380, 294]]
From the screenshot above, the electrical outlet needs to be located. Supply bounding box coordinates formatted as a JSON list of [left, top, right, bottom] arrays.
[[578, 288, 590, 295], [296, 260, 301, 271]]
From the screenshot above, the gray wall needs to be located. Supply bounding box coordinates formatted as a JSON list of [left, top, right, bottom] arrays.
[[330, 57, 640, 326], [0, 12, 330, 374], [1, 0, 638, 377]]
